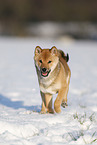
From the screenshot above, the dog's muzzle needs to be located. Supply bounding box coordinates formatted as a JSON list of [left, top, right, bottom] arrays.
[[41, 68, 51, 77]]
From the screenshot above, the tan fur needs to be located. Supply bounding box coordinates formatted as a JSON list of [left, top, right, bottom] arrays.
[[34, 46, 71, 113]]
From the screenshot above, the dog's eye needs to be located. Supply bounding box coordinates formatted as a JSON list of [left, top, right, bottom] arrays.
[[39, 60, 42, 63], [48, 61, 52, 64]]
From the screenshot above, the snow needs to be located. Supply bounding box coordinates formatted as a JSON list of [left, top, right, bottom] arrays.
[[0, 37, 97, 144]]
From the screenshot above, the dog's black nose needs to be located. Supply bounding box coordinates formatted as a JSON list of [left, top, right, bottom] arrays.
[[42, 68, 47, 72]]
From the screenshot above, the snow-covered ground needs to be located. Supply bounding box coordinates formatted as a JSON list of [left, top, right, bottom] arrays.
[[0, 37, 97, 145]]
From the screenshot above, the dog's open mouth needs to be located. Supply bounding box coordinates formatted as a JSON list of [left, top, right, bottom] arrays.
[[41, 69, 51, 77]]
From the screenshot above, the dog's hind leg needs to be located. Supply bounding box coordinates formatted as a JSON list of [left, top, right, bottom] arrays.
[[61, 72, 71, 108], [61, 86, 69, 108]]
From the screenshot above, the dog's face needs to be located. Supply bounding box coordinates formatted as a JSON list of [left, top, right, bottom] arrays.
[[34, 46, 59, 77]]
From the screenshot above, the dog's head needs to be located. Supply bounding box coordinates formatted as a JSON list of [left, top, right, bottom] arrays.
[[34, 46, 59, 77]]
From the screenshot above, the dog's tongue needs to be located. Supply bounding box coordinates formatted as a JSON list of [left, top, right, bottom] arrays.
[[42, 72, 48, 76]]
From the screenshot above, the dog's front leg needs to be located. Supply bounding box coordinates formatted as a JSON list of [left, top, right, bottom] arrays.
[[40, 91, 46, 114], [45, 93, 54, 114], [54, 88, 67, 113], [40, 92, 54, 114]]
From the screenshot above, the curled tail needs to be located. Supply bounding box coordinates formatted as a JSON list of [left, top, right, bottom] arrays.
[[58, 50, 69, 62]]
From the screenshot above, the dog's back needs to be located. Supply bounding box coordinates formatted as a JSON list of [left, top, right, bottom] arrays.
[[58, 50, 71, 82]]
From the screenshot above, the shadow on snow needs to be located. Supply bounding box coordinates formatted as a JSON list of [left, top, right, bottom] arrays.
[[0, 94, 41, 112]]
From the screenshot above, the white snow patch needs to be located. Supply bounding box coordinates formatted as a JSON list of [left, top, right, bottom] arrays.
[[0, 121, 39, 139]]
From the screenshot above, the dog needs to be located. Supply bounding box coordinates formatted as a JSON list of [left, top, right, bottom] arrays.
[[34, 46, 71, 113]]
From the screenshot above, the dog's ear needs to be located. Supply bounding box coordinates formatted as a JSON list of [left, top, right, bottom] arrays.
[[35, 46, 42, 56], [50, 46, 58, 55]]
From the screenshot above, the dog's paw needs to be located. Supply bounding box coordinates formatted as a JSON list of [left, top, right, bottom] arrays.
[[54, 106, 61, 113], [47, 109, 55, 114], [40, 111, 46, 114], [61, 102, 68, 108]]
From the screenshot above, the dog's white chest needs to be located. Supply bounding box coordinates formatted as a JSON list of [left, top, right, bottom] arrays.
[[40, 86, 55, 94], [40, 83, 61, 94]]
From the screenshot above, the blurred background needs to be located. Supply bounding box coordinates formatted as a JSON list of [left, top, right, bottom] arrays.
[[0, 0, 97, 40]]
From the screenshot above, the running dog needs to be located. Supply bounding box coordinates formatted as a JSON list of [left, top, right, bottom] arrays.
[[34, 46, 71, 113]]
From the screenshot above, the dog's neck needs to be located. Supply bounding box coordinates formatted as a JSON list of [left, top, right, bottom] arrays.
[[39, 62, 61, 87]]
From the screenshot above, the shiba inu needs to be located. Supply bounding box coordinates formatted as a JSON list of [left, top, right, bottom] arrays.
[[34, 46, 71, 113]]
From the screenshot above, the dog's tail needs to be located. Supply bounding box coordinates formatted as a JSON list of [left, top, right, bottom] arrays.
[[58, 50, 69, 62]]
